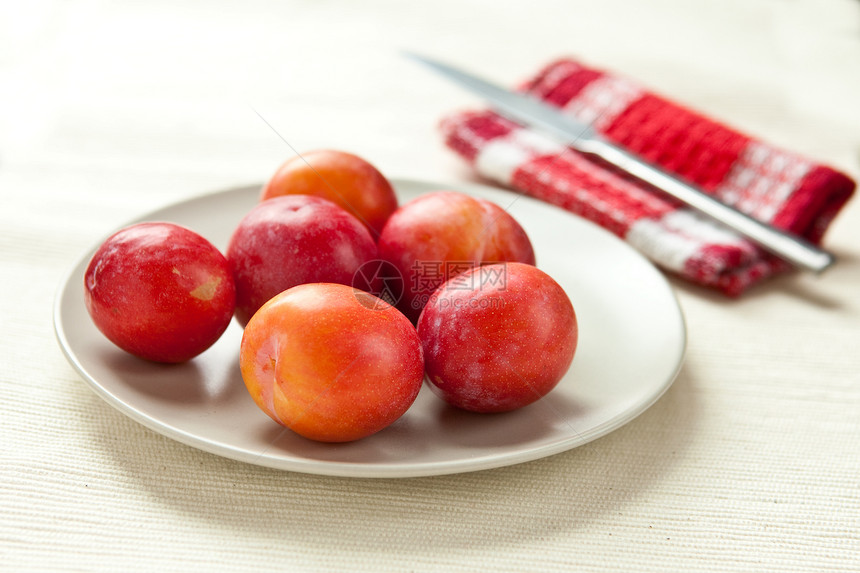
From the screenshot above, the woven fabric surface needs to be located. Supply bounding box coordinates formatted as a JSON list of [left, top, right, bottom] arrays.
[[440, 59, 855, 295]]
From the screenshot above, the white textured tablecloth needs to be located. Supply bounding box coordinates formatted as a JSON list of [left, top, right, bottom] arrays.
[[2, 1, 859, 571]]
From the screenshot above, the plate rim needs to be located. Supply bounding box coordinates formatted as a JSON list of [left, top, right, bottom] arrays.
[[53, 178, 687, 478]]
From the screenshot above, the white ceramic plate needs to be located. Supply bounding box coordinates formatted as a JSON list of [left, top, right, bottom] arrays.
[[54, 179, 686, 478]]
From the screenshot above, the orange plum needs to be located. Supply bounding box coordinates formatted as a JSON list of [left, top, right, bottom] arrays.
[[261, 150, 398, 237], [239, 283, 425, 442]]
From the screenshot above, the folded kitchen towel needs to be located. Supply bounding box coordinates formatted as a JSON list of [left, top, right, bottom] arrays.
[[440, 59, 855, 295]]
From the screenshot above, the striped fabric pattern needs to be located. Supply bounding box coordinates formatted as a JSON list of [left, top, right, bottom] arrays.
[[440, 59, 855, 295]]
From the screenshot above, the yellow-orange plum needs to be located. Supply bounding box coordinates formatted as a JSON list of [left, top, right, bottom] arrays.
[[239, 283, 425, 442]]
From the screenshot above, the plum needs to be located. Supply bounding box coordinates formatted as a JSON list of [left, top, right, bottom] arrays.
[[417, 262, 577, 413], [226, 195, 377, 326], [83, 222, 236, 363], [261, 149, 398, 237], [378, 191, 535, 322], [239, 283, 425, 442]]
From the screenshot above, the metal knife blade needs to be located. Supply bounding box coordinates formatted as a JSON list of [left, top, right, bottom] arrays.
[[406, 52, 835, 274]]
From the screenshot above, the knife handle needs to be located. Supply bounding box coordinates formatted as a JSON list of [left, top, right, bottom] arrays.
[[579, 138, 835, 274]]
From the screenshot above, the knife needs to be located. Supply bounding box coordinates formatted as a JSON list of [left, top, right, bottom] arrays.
[[405, 52, 835, 274]]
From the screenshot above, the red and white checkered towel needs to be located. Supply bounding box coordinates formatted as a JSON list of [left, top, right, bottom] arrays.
[[440, 59, 855, 295]]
